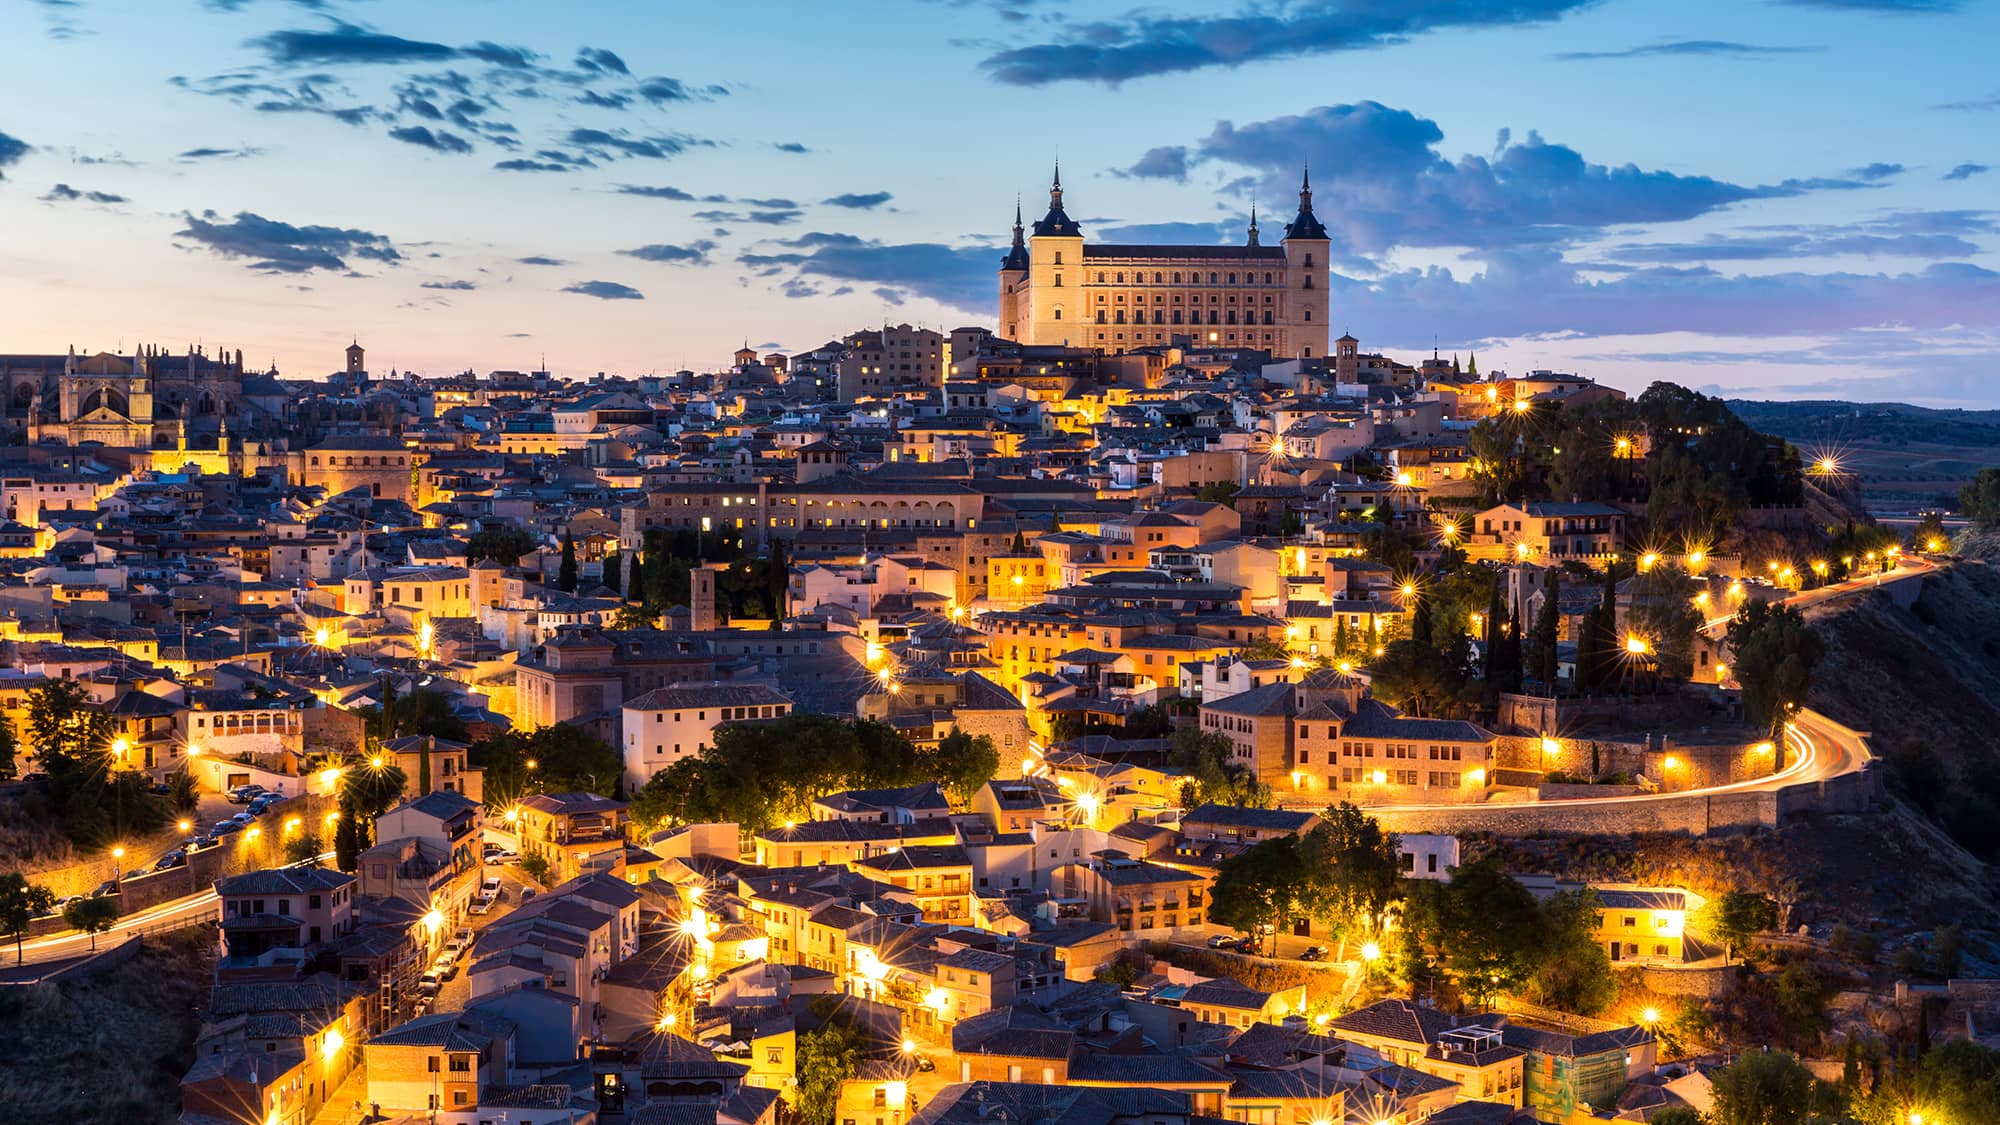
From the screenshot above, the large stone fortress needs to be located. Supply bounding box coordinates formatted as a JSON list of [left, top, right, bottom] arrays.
[[0, 343, 291, 448], [998, 165, 1332, 358]]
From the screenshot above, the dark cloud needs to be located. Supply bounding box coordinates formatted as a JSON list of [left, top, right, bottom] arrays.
[[694, 209, 802, 225], [563, 280, 645, 300], [1846, 161, 1905, 181], [421, 279, 477, 290], [494, 159, 572, 172], [173, 209, 401, 274], [772, 142, 810, 154], [575, 47, 629, 75], [0, 130, 29, 179], [619, 240, 717, 265], [388, 125, 473, 153], [564, 127, 712, 161], [1944, 163, 1991, 181], [615, 184, 697, 200], [175, 145, 264, 161], [1934, 93, 2000, 111], [980, 0, 1595, 85], [1555, 40, 1817, 61], [779, 279, 820, 298], [516, 255, 567, 266], [251, 21, 462, 67], [738, 232, 996, 310], [40, 183, 126, 204], [1153, 100, 1881, 254], [1117, 146, 1190, 182], [823, 191, 894, 209]]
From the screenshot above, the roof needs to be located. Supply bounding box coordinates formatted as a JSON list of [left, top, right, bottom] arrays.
[[625, 681, 794, 711], [217, 865, 354, 897], [1184, 804, 1318, 833], [369, 1009, 517, 1051], [1328, 998, 1455, 1047]]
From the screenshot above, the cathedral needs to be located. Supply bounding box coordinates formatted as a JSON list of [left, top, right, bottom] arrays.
[[0, 343, 291, 450], [998, 165, 1332, 358]]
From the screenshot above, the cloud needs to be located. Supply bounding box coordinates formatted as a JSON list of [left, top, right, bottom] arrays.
[[0, 130, 29, 179], [1145, 100, 1882, 255], [574, 47, 628, 75], [694, 209, 802, 226], [1846, 161, 1905, 181], [421, 279, 477, 290], [250, 21, 463, 67], [1118, 146, 1190, 182], [772, 142, 810, 154], [616, 184, 697, 201], [564, 127, 712, 161], [618, 240, 717, 265], [388, 125, 473, 154], [563, 280, 645, 300], [980, 0, 1596, 85], [738, 232, 997, 310], [823, 191, 894, 209], [173, 209, 401, 273], [41, 183, 126, 204], [516, 255, 567, 266], [1095, 220, 1238, 243], [175, 146, 264, 161], [1555, 40, 1817, 61], [1934, 93, 2000, 111], [1943, 162, 1991, 181]]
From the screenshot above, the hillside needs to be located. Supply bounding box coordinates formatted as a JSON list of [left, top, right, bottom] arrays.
[[1728, 398, 2000, 509], [0, 932, 214, 1124]]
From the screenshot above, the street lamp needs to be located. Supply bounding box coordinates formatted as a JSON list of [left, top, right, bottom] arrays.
[[111, 845, 125, 878]]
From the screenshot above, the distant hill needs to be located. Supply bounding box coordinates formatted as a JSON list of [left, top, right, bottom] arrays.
[[1728, 399, 2000, 510]]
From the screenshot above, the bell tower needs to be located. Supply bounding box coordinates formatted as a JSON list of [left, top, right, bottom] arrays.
[[345, 340, 366, 378]]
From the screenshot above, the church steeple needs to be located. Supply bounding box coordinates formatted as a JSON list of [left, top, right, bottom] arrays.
[[1283, 162, 1329, 241], [1001, 196, 1030, 271], [1032, 160, 1081, 237], [1246, 203, 1261, 247]]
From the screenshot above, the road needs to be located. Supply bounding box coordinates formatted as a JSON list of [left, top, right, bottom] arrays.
[[1699, 557, 1934, 639]]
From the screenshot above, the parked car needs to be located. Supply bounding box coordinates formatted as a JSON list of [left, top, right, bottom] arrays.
[[50, 895, 80, 914], [1233, 936, 1259, 954], [154, 850, 187, 872], [91, 879, 120, 897], [228, 812, 257, 827], [148, 782, 173, 796], [913, 1055, 935, 1073], [481, 875, 503, 896], [226, 785, 265, 804], [1207, 934, 1239, 949], [417, 971, 442, 995], [468, 898, 492, 915], [212, 820, 244, 837], [485, 850, 519, 865], [1300, 945, 1329, 962], [247, 796, 281, 814]]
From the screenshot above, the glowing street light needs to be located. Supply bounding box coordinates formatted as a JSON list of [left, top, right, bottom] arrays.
[[1626, 635, 1650, 655], [1641, 1007, 1660, 1025], [901, 1038, 917, 1054], [322, 1028, 345, 1061], [1639, 552, 1660, 572], [177, 819, 193, 834], [1360, 941, 1382, 963], [1393, 470, 1413, 487], [504, 806, 520, 824], [422, 908, 445, 935]]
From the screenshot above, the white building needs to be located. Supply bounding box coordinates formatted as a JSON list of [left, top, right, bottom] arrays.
[[620, 681, 794, 791]]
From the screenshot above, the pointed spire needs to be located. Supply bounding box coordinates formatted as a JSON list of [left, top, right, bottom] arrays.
[[1003, 196, 1031, 271], [1246, 203, 1261, 247], [1049, 159, 1064, 211], [1284, 160, 1328, 241]]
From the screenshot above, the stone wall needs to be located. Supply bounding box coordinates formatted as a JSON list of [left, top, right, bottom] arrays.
[[1623, 962, 1741, 1000]]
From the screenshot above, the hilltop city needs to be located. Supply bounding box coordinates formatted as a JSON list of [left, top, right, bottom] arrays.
[[2, 170, 1997, 1125]]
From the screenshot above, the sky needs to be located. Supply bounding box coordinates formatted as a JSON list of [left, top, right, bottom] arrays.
[[1, 0, 1997, 406]]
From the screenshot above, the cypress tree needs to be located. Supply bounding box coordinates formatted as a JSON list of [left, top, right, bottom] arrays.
[[603, 550, 622, 596], [1482, 579, 1504, 681], [558, 530, 579, 593], [334, 801, 359, 872], [1334, 616, 1350, 660], [627, 551, 645, 602], [1531, 568, 1560, 689], [1410, 593, 1434, 651], [1500, 601, 1525, 692]]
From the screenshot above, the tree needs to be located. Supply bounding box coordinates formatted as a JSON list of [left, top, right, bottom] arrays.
[[929, 728, 1000, 806], [474, 724, 623, 799], [28, 677, 113, 772], [1166, 726, 1271, 809], [558, 530, 579, 593], [334, 804, 360, 872], [1960, 466, 2000, 528], [0, 714, 15, 779], [1526, 888, 1619, 1015], [1709, 1049, 1815, 1125], [518, 852, 551, 886], [1625, 563, 1704, 680], [603, 550, 623, 596], [1402, 857, 1543, 1008], [1369, 639, 1454, 718], [1646, 1109, 1703, 1125], [1529, 568, 1560, 689], [1237, 635, 1295, 662], [1726, 602, 1825, 737], [1194, 481, 1240, 507], [165, 767, 199, 815], [0, 873, 57, 964], [467, 526, 536, 565], [1852, 1039, 2000, 1125], [628, 714, 927, 832], [284, 833, 323, 865], [339, 757, 408, 860], [62, 895, 119, 952], [1695, 890, 1779, 961], [1294, 802, 1402, 945], [795, 1023, 861, 1125], [627, 554, 645, 602], [1208, 836, 1308, 937]]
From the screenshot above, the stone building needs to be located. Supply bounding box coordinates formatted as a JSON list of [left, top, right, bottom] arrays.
[[999, 165, 1331, 358]]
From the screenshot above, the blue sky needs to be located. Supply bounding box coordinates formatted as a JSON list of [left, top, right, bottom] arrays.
[[2, 0, 1996, 404]]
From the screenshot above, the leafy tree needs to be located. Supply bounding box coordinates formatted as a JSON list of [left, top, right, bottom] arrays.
[[795, 1023, 861, 1125], [165, 767, 199, 815], [1369, 639, 1454, 717], [1237, 635, 1295, 662], [474, 724, 623, 799], [1709, 1049, 1815, 1125], [1193, 481, 1240, 507], [1726, 601, 1825, 736], [1852, 1039, 2000, 1125], [1294, 802, 1403, 938], [0, 714, 15, 779], [1773, 961, 1832, 1048], [62, 894, 119, 951], [1525, 888, 1619, 1015], [629, 715, 926, 832], [1165, 725, 1271, 809], [1695, 890, 1779, 961], [1910, 511, 1950, 553], [338, 757, 408, 859], [518, 852, 551, 885], [1402, 857, 1542, 1008], [284, 833, 323, 865], [1960, 466, 2000, 528], [0, 873, 57, 964], [1625, 563, 1704, 680], [929, 728, 1000, 806], [558, 530, 579, 593], [467, 526, 536, 566], [28, 678, 114, 772], [1208, 836, 1308, 936], [1646, 1108, 1703, 1125]]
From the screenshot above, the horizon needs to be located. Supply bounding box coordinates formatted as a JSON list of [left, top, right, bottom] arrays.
[[2, 0, 1997, 405]]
